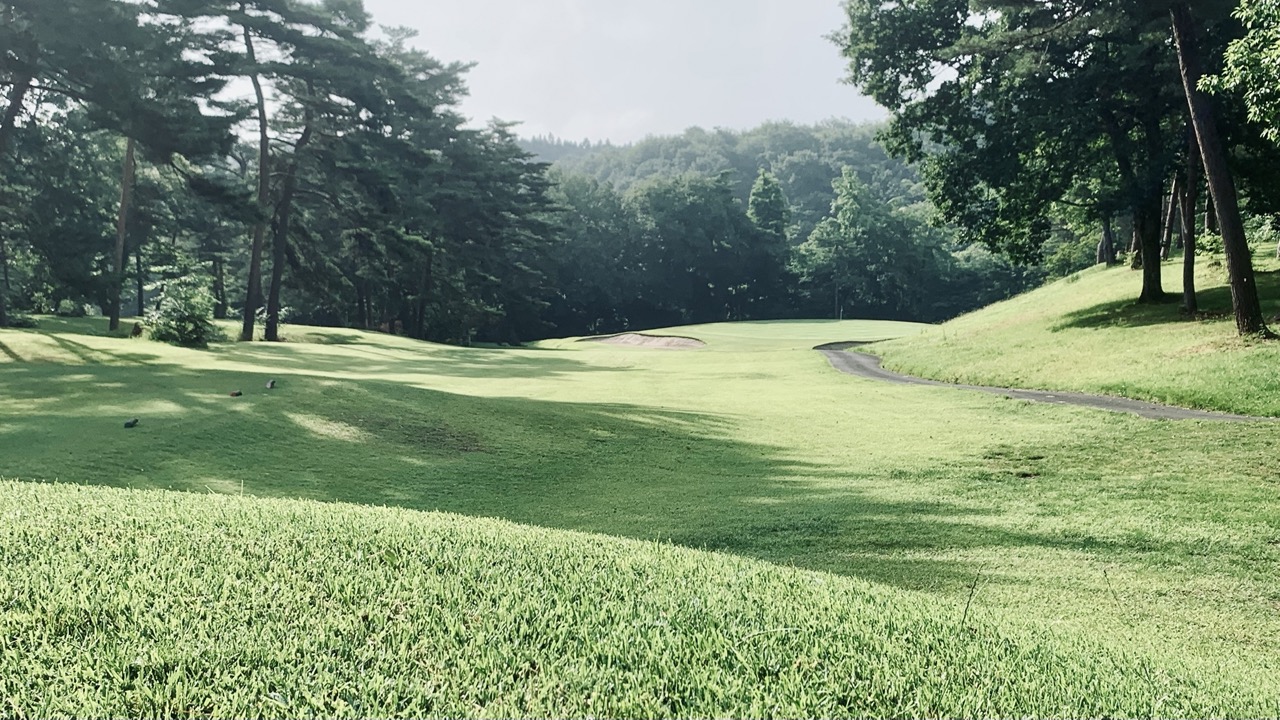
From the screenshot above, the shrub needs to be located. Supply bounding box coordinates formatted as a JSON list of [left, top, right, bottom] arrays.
[[55, 299, 86, 317], [146, 277, 223, 348], [5, 315, 39, 329]]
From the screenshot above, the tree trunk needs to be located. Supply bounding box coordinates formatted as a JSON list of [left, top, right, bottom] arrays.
[[240, 15, 270, 342], [1129, 213, 1142, 269], [0, 72, 33, 161], [1171, 3, 1269, 335], [109, 136, 136, 332], [0, 64, 29, 328], [1136, 195, 1165, 303], [135, 244, 145, 318], [213, 256, 228, 319], [265, 111, 313, 343], [1205, 193, 1218, 235], [0, 235, 8, 327], [1098, 216, 1117, 265], [1160, 176, 1181, 260], [1180, 128, 1200, 315]]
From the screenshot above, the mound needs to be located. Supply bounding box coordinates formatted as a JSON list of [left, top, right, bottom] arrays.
[[2, 479, 1268, 717], [586, 332, 706, 349]]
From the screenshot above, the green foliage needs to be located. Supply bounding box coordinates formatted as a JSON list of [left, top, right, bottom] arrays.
[[747, 169, 790, 239], [4, 314, 38, 328], [834, 0, 1184, 272], [1210, 0, 1280, 143], [146, 275, 221, 348], [54, 299, 87, 318]]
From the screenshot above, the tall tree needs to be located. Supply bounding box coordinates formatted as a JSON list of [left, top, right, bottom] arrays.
[[1170, 2, 1269, 335]]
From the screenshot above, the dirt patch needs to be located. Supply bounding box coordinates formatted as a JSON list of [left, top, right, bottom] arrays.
[[584, 333, 706, 350]]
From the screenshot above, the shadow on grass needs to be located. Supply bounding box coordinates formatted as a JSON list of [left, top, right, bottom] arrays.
[[1053, 268, 1280, 331], [4, 356, 1246, 599], [214, 341, 616, 380]]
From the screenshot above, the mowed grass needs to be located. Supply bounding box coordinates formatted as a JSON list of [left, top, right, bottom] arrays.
[[871, 249, 1280, 416], [2, 315, 1280, 714], [4, 481, 1256, 717]]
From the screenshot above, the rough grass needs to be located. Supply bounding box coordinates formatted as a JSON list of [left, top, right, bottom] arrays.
[[871, 249, 1280, 416], [3, 316, 1280, 714]]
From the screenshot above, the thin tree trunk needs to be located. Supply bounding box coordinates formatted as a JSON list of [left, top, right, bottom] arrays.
[[0, 235, 8, 327], [1205, 193, 1218, 235], [265, 111, 313, 342], [1172, 3, 1269, 335], [1181, 126, 1200, 315], [110, 137, 136, 332], [240, 15, 270, 342], [135, 244, 145, 318], [1129, 212, 1142, 269], [1180, 189, 1199, 316], [213, 256, 228, 319], [1160, 176, 1181, 260], [1098, 216, 1117, 265]]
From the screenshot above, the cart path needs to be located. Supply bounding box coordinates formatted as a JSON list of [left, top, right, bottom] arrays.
[[816, 343, 1267, 422]]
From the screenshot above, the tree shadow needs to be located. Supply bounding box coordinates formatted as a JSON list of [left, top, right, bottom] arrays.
[[47, 334, 161, 365], [214, 342, 621, 380], [1052, 268, 1280, 331], [0, 358, 1243, 601], [0, 340, 21, 362]]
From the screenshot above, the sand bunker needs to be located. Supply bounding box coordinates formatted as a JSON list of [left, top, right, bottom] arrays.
[[586, 333, 706, 349]]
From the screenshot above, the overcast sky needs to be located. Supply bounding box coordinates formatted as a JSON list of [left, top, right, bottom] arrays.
[[361, 0, 885, 144]]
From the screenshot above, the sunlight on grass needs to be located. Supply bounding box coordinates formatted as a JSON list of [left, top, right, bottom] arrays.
[[285, 412, 371, 443], [873, 249, 1280, 415], [1, 314, 1279, 713]]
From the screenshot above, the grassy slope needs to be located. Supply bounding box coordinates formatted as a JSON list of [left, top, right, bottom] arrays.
[[2, 481, 1250, 717], [872, 251, 1280, 416], [2, 316, 1280, 714]]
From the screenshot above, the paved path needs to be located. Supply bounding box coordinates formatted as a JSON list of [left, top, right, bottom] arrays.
[[816, 343, 1267, 422]]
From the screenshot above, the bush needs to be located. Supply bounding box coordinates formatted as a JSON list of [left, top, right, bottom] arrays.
[[5, 315, 38, 329], [146, 277, 223, 348], [55, 299, 86, 317]]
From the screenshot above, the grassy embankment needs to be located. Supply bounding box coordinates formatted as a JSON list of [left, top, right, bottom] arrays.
[[2, 313, 1279, 715], [871, 251, 1280, 415]]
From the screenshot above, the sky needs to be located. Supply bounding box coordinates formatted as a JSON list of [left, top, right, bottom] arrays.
[[361, 0, 885, 144]]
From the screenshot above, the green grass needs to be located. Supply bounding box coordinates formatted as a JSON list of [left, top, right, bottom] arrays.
[[3, 315, 1280, 714], [871, 250, 1280, 416], [5, 481, 1261, 717]]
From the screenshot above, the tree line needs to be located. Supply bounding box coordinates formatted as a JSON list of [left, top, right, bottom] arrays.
[[12, 1, 1269, 345]]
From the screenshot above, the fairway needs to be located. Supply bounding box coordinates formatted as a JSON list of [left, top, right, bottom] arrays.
[[3, 316, 1280, 714]]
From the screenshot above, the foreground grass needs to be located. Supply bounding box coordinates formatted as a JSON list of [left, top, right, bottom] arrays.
[[871, 250, 1280, 416], [2, 316, 1280, 713], [1, 480, 1270, 717]]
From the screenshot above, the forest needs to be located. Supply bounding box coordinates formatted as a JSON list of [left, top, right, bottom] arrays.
[[3, 0, 1280, 345]]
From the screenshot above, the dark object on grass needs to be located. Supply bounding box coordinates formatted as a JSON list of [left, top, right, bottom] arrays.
[[123, 418, 139, 429], [130, 322, 144, 338], [230, 390, 243, 397], [6, 315, 38, 329], [265, 379, 276, 389]]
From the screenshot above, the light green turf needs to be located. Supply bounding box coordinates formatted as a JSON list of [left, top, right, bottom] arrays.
[[2, 316, 1280, 714], [871, 251, 1280, 416]]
